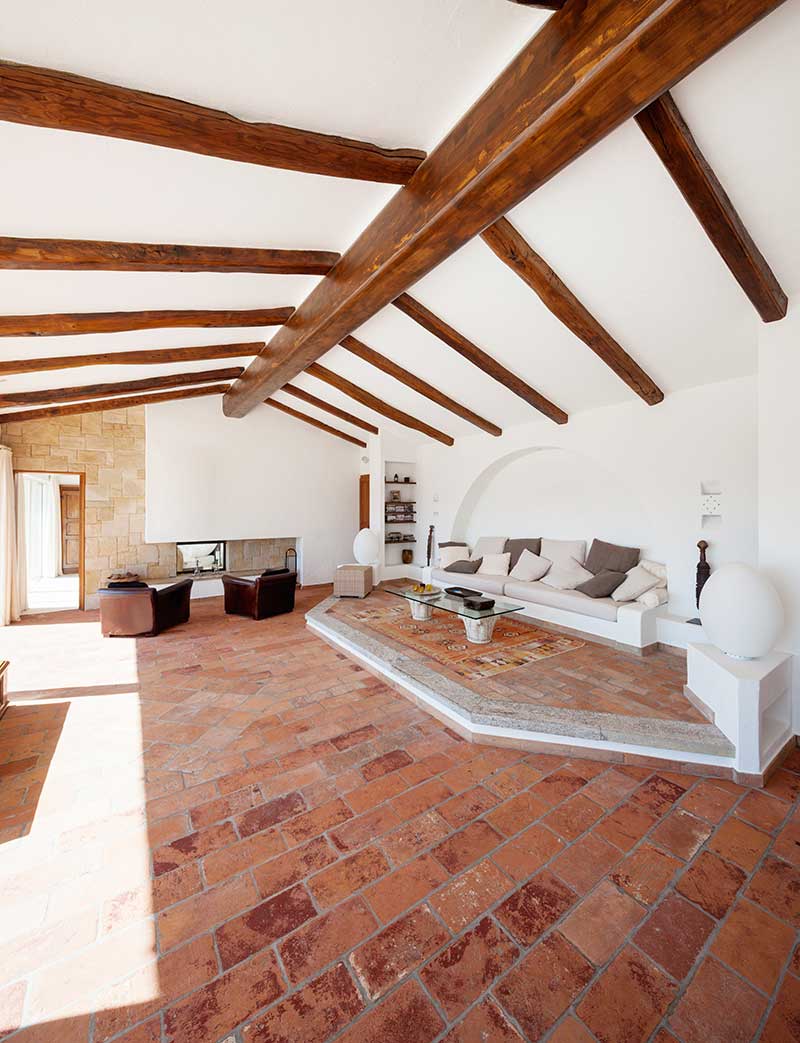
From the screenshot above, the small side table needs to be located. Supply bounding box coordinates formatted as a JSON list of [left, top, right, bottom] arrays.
[[0, 660, 9, 720]]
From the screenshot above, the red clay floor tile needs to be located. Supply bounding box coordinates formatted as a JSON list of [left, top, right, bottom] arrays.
[[577, 944, 677, 1043], [668, 956, 767, 1043], [495, 932, 593, 1039], [634, 892, 715, 980], [420, 916, 518, 1018], [712, 897, 796, 992], [349, 905, 449, 1000]]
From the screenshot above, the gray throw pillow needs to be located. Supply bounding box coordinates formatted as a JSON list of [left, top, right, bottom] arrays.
[[575, 570, 626, 598], [444, 558, 482, 574], [585, 539, 640, 576], [504, 538, 541, 570]]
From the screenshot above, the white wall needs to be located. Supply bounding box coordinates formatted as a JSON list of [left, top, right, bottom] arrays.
[[759, 304, 800, 668], [416, 377, 759, 620], [145, 396, 361, 586]]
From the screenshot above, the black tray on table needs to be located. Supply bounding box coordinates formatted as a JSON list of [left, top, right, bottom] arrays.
[[444, 586, 482, 599]]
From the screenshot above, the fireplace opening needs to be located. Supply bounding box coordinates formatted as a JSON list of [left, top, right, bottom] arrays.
[[176, 541, 226, 575]]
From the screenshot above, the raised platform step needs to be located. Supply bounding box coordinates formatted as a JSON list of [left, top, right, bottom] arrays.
[[307, 596, 735, 772]]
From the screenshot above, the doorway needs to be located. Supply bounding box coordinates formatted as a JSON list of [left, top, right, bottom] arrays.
[[16, 470, 85, 612]]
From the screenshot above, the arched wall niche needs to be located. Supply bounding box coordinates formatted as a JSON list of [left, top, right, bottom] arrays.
[[452, 444, 653, 557]]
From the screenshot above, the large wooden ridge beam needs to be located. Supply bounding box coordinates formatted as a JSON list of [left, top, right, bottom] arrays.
[[0, 383, 228, 425], [393, 295, 567, 424], [266, 400, 367, 448], [0, 61, 426, 185], [0, 237, 338, 275], [481, 219, 664, 405], [0, 367, 243, 407], [282, 384, 379, 435], [223, 0, 787, 417], [341, 335, 502, 436], [0, 341, 263, 376], [0, 308, 293, 337], [306, 363, 454, 446], [635, 92, 787, 322]]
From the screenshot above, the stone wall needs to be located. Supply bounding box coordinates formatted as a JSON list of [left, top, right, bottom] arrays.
[[1, 408, 297, 605], [0, 406, 175, 600], [226, 538, 296, 573]]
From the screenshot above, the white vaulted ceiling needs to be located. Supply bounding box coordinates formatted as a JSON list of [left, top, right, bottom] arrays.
[[0, 0, 798, 446]]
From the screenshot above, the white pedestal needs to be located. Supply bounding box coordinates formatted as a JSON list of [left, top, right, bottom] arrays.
[[409, 600, 433, 621], [687, 643, 794, 776]]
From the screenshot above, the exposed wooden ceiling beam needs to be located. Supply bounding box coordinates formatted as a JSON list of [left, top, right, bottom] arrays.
[[266, 400, 367, 448], [506, 1, 567, 8], [340, 335, 502, 436], [282, 384, 378, 435], [223, 0, 786, 416], [635, 92, 787, 323], [0, 383, 228, 425], [0, 60, 426, 185], [0, 237, 339, 275], [0, 341, 263, 377], [0, 367, 243, 407], [306, 363, 454, 446], [0, 308, 293, 337], [481, 218, 664, 405], [392, 295, 567, 424]]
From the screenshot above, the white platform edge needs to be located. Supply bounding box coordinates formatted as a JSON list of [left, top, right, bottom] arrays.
[[307, 613, 735, 769]]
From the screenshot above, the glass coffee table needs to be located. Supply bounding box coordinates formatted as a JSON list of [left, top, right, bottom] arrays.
[[386, 586, 524, 644]]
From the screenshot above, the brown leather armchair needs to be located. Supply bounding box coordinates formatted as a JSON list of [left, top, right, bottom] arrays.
[[222, 570, 297, 620], [98, 579, 193, 637]]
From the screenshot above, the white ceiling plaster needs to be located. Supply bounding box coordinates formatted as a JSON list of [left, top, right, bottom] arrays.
[[0, 0, 797, 445]]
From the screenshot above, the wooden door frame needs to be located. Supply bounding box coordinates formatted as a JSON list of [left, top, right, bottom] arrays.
[[359, 473, 370, 530], [14, 469, 86, 611]]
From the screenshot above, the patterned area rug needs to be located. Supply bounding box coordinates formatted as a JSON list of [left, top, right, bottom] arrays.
[[347, 601, 585, 679]]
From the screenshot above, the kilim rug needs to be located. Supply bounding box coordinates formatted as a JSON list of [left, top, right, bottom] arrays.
[[345, 600, 585, 679]]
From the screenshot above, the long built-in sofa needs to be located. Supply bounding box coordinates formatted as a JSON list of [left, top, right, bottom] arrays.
[[429, 536, 668, 652]]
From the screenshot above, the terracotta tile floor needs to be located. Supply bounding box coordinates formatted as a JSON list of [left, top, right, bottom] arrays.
[[0, 588, 798, 1043], [332, 589, 706, 722]]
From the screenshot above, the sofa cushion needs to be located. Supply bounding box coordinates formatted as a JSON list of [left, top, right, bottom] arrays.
[[640, 560, 668, 588], [585, 539, 640, 575], [431, 569, 507, 596], [503, 580, 619, 622], [541, 538, 587, 566], [440, 545, 470, 569], [478, 552, 511, 576], [444, 558, 481, 574], [540, 558, 593, 591], [509, 549, 552, 582], [471, 536, 508, 560], [612, 564, 661, 602], [637, 586, 669, 609], [439, 541, 469, 548], [576, 570, 626, 598], [504, 538, 541, 569]]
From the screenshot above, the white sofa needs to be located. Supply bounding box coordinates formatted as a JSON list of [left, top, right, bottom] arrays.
[[431, 536, 666, 651]]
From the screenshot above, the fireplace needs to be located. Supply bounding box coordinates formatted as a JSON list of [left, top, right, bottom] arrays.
[[176, 541, 226, 574]]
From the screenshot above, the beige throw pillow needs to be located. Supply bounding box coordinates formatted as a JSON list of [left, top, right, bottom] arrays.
[[509, 549, 552, 582], [539, 557, 593, 590], [477, 552, 511, 576], [439, 545, 469, 569], [540, 538, 587, 567], [612, 564, 661, 602]]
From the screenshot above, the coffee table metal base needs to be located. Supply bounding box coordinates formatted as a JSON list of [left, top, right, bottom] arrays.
[[405, 600, 497, 643], [409, 600, 433, 622]]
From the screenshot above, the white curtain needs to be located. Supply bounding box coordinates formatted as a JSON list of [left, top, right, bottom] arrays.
[[0, 446, 22, 625], [14, 473, 27, 615], [41, 476, 62, 579]]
